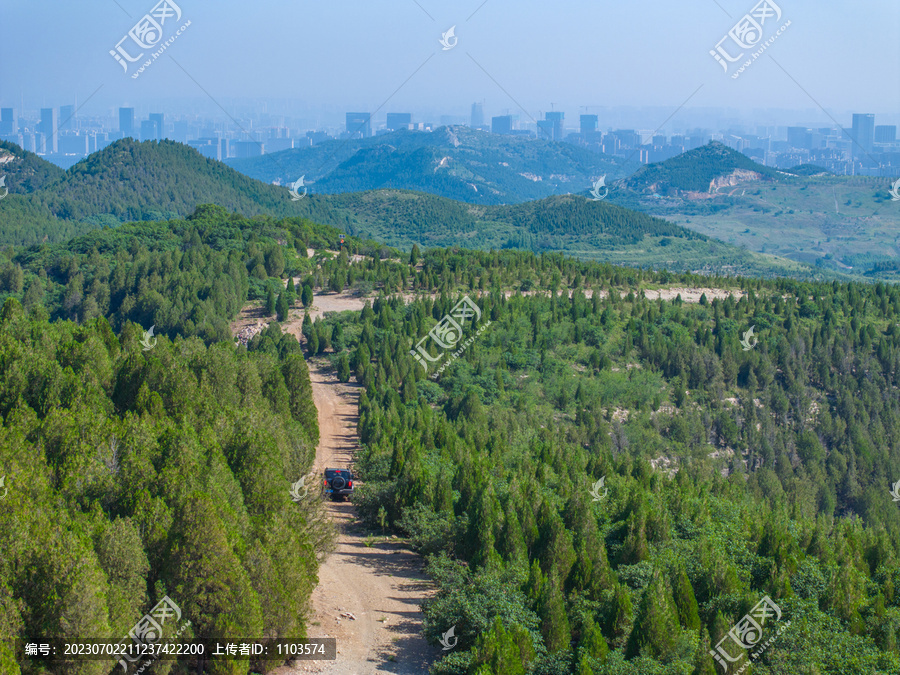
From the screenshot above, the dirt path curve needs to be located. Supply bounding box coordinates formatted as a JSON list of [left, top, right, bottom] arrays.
[[273, 361, 436, 675]]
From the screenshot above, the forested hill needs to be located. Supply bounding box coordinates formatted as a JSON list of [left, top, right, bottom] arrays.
[[0, 139, 812, 278], [0, 298, 325, 674], [0, 140, 66, 192], [4, 202, 900, 672], [25, 138, 314, 222], [227, 125, 632, 205], [319, 270, 900, 674], [622, 141, 780, 194]]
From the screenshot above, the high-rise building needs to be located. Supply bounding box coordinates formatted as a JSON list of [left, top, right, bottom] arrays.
[[386, 113, 412, 131], [470, 102, 484, 129], [580, 114, 598, 136], [307, 131, 331, 146], [537, 120, 553, 140], [787, 127, 812, 150], [187, 138, 221, 161], [59, 105, 75, 132], [346, 112, 371, 139], [59, 134, 88, 155], [140, 120, 158, 141], [149, 113, 165, 140], [543, 111, 564, 141], [39, 108, 58, 153], [119, 107, 135, 137], [875, 125, 897, 144], [233, 140, 264, 158], [492, 115, 513, 135], [174, 121, 189, 143], [851, 113, 875, 160], [0, 108, 16, 136]]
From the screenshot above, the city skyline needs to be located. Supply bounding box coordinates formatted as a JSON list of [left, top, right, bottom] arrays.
[[1, 0, 897, 124], [2, 100, 896, 177]]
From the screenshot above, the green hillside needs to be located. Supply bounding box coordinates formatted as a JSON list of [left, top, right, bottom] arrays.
[[318, 190, 819, 279], [321, 251, 900, 675], [621, 141, 779, 195], [3, 201, 900, 673], [0, 140, 816, 279], [647, 175, 900, 278], [0, 140, 66, 191], [227, 126, 632, 205]]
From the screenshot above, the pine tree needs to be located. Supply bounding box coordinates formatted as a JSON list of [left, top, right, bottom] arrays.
[[337, 352, 351, 382], [608, 583, 633, 638], [276, 292, 290, 322], [672, 566, 702, 631], [625, 571, 680, 660], [578, 616, 609, 662], [693, 627, 718, 675], [301, 283, 314, 308], [282, 353, 319, 443], [538, 574, 571, 653], [470, 617, 535, 675], [163, 495, 263, 641], [265, 287, 276, 316]]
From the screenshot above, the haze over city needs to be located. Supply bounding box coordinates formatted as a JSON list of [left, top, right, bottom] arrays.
[[2, 0, 898, 123]]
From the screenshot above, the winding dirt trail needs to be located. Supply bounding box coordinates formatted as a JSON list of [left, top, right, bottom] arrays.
[[273, 360, 436, 675]]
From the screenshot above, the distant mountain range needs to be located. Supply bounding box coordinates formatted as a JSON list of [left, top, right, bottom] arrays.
[[1, 137, 887, 280], [227, 126, 635, 205]]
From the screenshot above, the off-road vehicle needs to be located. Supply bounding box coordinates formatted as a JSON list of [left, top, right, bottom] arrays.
[[323, 468, 354, 501]]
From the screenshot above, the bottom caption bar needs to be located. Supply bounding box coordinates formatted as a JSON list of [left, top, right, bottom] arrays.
[[18, 638, 337, 662]]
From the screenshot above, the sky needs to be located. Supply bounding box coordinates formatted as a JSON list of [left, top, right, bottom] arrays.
[[1, 0, 898, 131]]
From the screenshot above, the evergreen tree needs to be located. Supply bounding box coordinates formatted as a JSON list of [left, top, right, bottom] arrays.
[[337, 352, 351, 383], [538, 574, 571, 653], [672, 566, 702, 631], [625, 572, 680, 660], [693, 627, 718, 675], [470, 617, 535, 675], [276, 292, 290, 322], [578, 616, 608, 662], [301, 283, 314, 308]]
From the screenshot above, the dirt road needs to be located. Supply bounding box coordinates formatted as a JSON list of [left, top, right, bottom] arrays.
[[273, 362, 436, 675]]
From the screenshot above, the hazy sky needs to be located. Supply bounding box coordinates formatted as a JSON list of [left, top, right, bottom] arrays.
[[2, 0, 898, 129]]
